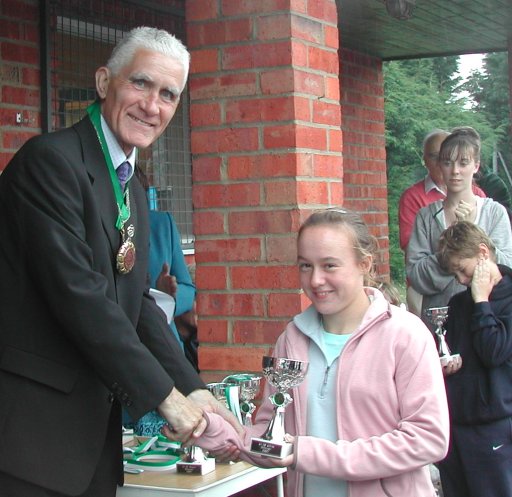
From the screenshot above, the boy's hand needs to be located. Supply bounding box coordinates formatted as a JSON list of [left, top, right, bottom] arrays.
[[471, 258, 493, 303], [156, 262, 178, 299], [442, 354, 462, 376]]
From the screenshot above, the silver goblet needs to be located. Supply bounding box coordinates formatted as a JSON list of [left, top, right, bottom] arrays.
[[206, 381, 242, 423], [250, 356, 308, 458], [425, 306, 460, 366], [223, 373, 262, 426]]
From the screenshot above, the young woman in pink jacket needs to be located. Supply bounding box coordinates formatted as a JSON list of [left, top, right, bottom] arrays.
[[198, 208, 449, 497]]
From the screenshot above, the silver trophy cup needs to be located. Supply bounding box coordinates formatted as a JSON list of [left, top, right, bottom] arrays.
[[425, 306, 460, 366], [223, 373, 262, 426], [250, 356, 308, 458], [207, 381, 243, 423]]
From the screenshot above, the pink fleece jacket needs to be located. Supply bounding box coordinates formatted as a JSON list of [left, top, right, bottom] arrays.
[[199, 289, 449, 497]]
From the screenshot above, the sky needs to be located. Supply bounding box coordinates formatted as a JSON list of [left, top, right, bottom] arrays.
[[458, 53, 485, 80], [456, 53, 485, 105]]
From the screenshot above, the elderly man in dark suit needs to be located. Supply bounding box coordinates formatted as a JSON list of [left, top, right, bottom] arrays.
[[0, 27, 237, 497]]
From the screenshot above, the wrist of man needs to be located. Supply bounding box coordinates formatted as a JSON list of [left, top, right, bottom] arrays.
[[158, 387, 180, 412]]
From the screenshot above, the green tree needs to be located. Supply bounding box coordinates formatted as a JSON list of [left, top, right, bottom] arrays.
[[461, 52, 511, 168]]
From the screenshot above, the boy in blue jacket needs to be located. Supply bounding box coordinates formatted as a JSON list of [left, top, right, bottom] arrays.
[[437, 221, 512, 497]]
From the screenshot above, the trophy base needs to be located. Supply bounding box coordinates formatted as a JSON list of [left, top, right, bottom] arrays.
[[250, 437, 293, 458], [440, 353, 460, 367], [176, 457, 216, 475]]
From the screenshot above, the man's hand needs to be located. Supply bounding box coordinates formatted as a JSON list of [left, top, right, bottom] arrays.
[[471, 258, 493, 303], [156, 262, 178, 298], [158, 388, 206, 444], [187, 389, 245, 437]]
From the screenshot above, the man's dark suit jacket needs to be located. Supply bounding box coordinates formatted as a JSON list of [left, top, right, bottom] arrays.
[[0, 116, 204, 494]]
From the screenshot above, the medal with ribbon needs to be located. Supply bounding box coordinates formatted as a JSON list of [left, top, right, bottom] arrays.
[[117, 222, 136, 275], [87, 101, 136, 274], [123, 435, 182, 473]]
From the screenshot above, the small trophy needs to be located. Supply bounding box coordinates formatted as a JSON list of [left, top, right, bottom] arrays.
[[425, 306, 460, 367], [223, 373, 262, 426], [176, 445, 215, 475], [176, 384, 235, 475], [250, 356, 308, 458]]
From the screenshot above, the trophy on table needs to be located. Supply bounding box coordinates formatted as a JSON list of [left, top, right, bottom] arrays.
[[250, 356, 308, 458], [223, 373, 262, 426], [176, 444, 216, 475], [176, 402, 216, 475], [176, 383, 240, 475], [425, 306, 460, 367], [177, 381, 241, 474]]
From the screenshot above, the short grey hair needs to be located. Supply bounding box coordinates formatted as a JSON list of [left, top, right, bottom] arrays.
[[106, 27, 190, 91], [422, 128, 449, 150]]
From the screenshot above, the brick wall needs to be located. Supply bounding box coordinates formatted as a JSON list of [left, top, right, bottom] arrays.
[[186, 0, 345, 385], [0, 0, 40, 170], [0, 4, 390, 492], [0, 0, 391, 382], [340, 47, 390, 277]]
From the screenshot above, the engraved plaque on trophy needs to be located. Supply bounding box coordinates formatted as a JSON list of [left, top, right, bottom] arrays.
[[250, 356, 308, 458], [223, 373, 262, 426], [425, 306, 460, 367]]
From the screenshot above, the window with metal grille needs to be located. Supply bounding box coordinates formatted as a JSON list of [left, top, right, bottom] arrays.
[[41, 0, 194, 250]]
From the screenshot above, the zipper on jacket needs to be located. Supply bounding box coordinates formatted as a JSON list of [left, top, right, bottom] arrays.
[[320, 365, 330, 397]]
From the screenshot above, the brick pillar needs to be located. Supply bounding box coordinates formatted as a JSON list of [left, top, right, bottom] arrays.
[[186, 0, 342, 381], [340, 48, 390, 278], [0, 0, 40, 170]]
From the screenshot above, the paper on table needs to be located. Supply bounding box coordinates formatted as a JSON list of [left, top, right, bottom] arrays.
[[149, 288, 176, 324]]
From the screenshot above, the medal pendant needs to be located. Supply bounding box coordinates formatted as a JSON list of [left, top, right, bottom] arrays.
[[117, 224, 136, 274]]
